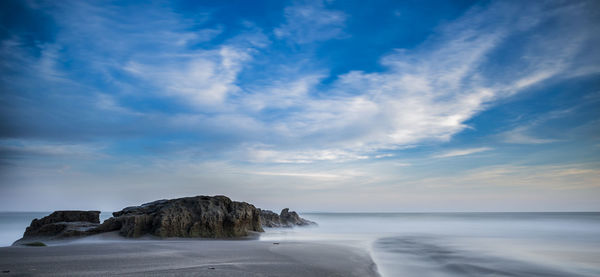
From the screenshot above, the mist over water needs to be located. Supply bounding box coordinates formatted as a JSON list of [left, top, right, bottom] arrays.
[[2, 212, 599, 276], [260, 213, 600, 277]]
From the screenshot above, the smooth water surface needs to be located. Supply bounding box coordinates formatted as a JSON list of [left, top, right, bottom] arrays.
[[261, 212, 600, 277], [1, 212, 598, 276]]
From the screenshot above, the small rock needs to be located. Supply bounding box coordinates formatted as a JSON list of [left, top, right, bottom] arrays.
[[259, 208, 316, 228], [280, 208, 316, 227]]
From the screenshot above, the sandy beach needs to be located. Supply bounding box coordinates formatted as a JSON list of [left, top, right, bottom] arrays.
[[0, 236, 379, 276]]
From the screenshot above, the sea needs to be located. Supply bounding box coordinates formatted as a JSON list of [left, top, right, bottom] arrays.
[[261, 212, 600, 277], [1, 212, 599, 277]]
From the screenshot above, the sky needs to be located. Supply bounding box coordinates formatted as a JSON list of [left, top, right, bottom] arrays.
[[0, 0, 599, 212]]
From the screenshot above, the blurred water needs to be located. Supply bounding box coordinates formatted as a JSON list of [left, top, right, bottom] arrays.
[[2, 212, 598, 276], [0, 211, 113, 247], [260, 213, 600, 277]]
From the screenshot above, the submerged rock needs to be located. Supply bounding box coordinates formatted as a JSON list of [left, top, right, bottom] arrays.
[[97, 195, 264, 238], [259, 208, 316, 228]]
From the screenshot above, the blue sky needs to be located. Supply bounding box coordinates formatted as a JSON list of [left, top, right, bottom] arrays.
[[1, 0, 599, 211]]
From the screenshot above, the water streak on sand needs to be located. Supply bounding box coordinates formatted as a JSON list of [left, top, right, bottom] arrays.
[[375, 236, 587, 277]]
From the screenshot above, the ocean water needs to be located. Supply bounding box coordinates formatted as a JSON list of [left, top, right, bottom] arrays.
[[1, 212, 598, 276], [260, 213, 600, 277]]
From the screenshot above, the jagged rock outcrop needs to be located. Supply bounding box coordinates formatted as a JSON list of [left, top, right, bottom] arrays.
[[17, 210, 101, 242], [259, 209, 283, 227], [280, 208, 315, 227], [95, 195, 263, 238], [14, 196, 317, 245], [259, 208, 316, 228]]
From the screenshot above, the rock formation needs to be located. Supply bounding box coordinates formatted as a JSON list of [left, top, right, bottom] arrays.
[[15, 195, 316, 244], [96, 195, 263, 238], [17, 210, 101, 243], [279, 208, 316, 227], [259, 208, 316, 228], [259, 209, 283, 227]]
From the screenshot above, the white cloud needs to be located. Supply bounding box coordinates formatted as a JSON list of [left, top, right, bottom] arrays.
[[250, 171, 344, 180], [4, 0, 600, 213], [0, 140, 105, 159], [35, 1, 264, 110], [241, 75, 324, 112], [176, 26, 224, 46], [418, 164, 600, 190], [95, 93, 143, 116], [6, 0, 598, 165], [513, 70, 556, 90], [433, 147, 493, 158], [244, 147, 369, 164], [501, 126, 559, 144], [274, 0, 347, 43], [497, 108, 575, 144], [232, 0, 597, 162], [224, 4, 510, 159], [124, 46, 251, 107]]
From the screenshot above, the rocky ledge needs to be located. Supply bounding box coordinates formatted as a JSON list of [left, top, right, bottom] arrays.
[[97, 195, 263, 238], [259, 208, 316, 227], [21, 210, 101, 238], [14, 195, 315, 245]]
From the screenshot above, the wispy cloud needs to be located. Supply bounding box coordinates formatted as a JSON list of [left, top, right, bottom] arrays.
[[3, 0, 597, 163], [0, 140, 105, 159], [244, 147, 369, 164], [250, 171, 345, 180], [274, 0, 347, 43], [2, 0, 600, 212], [497, 108, 576, 144], [1, 0, 598, 171], [419, 164, 600, 191], [433, 147, 492, 158], [233, 0, 598, 162], [124, 46, 253, 108], [500, 126, 560, 144]]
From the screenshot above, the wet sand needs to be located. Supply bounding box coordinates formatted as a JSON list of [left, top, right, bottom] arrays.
[[0, 237, 379, 276]]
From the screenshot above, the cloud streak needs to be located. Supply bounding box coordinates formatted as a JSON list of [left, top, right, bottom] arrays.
[[433, 147, 492, 159], [274, 0, 347, 43]]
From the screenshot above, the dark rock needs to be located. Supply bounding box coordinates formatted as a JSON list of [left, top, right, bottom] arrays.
[[99, 195, 264, 238], [14, 196, 316, 245], [23, 210, 101, 238], [259, 209, 282, 227], [91, 217, 122, 233], [280, 208, 316, 227], [259, 208, 316, 228]]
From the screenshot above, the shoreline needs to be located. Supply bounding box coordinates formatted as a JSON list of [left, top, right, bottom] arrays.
[[0, 236, 380, 276]]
